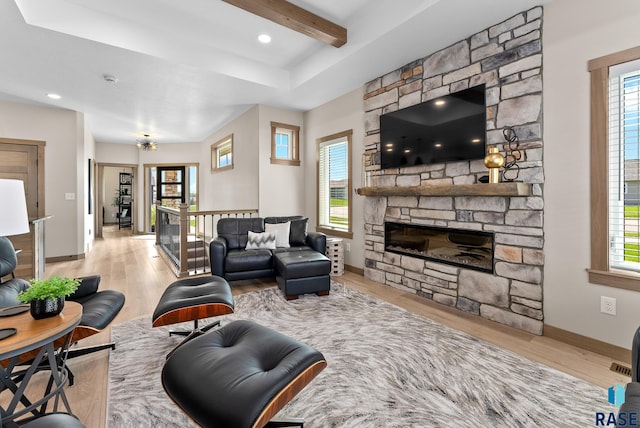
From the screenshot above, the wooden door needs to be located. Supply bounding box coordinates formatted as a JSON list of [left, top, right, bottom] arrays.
[[0, 139, 45, 280]]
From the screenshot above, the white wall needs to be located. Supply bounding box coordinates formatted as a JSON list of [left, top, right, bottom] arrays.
[[200, 106, 260, 212], [304, 88, 365, 269], [544, 0, 640, 348], [0, 101, 84, 258], [257, 105, 305, 216]]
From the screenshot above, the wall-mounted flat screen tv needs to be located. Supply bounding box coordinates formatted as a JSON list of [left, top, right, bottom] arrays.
[[379, 84, 486, 169]]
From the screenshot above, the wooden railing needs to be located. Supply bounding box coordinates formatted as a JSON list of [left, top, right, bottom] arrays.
[[155, 204, 259, 277]]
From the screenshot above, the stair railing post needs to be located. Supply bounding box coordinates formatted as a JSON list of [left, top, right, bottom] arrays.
[[155, 202, 161, 246], [179, 203, 189, 277]]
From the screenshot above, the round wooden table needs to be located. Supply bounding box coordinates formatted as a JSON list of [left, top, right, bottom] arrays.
[[0, 301, 82, 425]]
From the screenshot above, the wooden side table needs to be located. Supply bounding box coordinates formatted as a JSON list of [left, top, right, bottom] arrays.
[[0, 302, 82, 425]]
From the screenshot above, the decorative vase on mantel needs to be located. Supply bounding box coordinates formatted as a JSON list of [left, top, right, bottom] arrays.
[[484, 146, 506, 184], [30, 297, 65, 319]]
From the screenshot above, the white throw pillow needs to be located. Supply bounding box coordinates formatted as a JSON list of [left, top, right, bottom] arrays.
[[265, 221, 291, 248], [245, 231, 277, 250]]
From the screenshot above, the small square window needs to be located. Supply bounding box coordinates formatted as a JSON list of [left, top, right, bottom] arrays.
[[271, 122, 300, 166], [211, 134, 233, 172]]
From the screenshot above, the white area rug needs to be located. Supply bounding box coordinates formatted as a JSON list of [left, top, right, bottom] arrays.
[[108, 283, 615, 427]]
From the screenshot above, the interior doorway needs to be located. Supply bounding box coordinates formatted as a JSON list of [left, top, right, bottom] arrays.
[[96, 163, 138, 238], [144, 164, 198, 233]]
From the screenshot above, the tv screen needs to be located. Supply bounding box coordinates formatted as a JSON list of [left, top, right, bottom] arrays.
[[379, 84, 486, 169]]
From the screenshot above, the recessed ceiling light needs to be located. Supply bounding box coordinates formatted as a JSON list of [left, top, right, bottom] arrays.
[[47, 93, 62, 100], [258, 34, 271, 44], [434, 143, 442, 148], [385, 143, 394, 147], [434, 100, 446, 106], [386, 148, 393, 152], [471, 138, 482, 143], [404, 149, 411, 153]]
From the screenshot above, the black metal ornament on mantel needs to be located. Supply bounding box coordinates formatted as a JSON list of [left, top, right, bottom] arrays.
[[502, 126, 522, 182]]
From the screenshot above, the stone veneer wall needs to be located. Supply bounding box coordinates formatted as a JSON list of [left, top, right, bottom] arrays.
[[362, 7, 545, 335]]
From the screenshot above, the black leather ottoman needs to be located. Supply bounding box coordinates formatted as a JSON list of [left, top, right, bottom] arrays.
[[162, 320, 327, 428], [274, 250, 331, 300], [152, 276, 234, 335]]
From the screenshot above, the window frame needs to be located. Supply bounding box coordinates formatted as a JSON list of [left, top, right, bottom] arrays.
[[270, 122, 300, 166], [316, 129, 353, 239], [588, 45, 640, 290], [211, 134, 234, 173]]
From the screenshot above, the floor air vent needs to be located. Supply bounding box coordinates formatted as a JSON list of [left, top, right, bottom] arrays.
[[610, 362, 632, 377]]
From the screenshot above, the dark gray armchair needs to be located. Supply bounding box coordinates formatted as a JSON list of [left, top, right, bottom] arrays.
[[618, 327, 640, 424], [0, 236, 30, 307]]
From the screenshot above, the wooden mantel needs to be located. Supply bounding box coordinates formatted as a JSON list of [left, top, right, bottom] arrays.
[[356, 182, 531, 197]]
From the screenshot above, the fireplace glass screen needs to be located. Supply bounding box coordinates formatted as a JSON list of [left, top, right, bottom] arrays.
[[385, 222, 494, 273]]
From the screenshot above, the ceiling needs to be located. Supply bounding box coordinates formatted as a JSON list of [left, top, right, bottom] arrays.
[[0, 0, 546, 146]]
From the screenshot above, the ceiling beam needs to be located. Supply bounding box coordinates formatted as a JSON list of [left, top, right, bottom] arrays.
[[222, 0, 347, 48]]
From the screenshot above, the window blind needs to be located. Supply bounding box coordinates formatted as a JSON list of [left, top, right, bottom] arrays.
[[609, 61, 640, 270], [218, 141, 232, 168], [318, 137, 349, 230]]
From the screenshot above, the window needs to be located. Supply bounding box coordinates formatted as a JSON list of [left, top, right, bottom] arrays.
[[317, 130, 352, 239], [271, 122, 300, 166], [211, 134, 233, 172], [589, 46, 640, 289]]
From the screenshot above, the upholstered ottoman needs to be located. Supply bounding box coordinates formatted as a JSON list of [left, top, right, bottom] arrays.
[[152, 276, 234, 336], [162, 320, 326, 428], [274, 250, 331, 300]]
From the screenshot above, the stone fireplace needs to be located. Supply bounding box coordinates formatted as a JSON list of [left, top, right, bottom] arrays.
[[361, 7, 544, 335], [385, 222, 494, 273]]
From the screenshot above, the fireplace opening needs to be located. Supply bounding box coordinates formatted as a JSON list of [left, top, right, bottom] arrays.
[[385, 222, 494, 273]]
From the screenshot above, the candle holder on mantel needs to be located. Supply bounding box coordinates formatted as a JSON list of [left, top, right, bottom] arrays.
[[484, 146, 505, 184]]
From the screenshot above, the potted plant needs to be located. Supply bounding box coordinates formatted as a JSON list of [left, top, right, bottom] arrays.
[[17, 276, 80, 319]]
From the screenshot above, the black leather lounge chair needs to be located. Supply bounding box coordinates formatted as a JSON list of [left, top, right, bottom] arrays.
[[619, 326, 640, 424], [19, 413, 85, 428], [0, 237, 30, 306], [66, 275, 125, 361], [0, 239, 125, 363], [1, 238, 124, 384]]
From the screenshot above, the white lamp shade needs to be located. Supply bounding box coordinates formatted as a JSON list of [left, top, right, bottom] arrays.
[[0, 179, 30, 236]]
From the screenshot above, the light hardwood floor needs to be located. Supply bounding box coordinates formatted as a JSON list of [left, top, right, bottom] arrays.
[[32, 226, 629, 427]]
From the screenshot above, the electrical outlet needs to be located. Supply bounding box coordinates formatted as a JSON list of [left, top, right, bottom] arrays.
[[601, 296, 617, 315], [346, 242, 351, 252]]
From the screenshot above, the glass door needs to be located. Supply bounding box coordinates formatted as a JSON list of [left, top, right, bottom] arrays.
[[146, 165, 198, 233], [157, 166, 186, 209]]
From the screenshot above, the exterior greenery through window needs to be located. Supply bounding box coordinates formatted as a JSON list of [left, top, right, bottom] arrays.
[[610, 66, 640, 269], [271, 122, 300, 166], [588, 46, 640, 290], [317, 130, 352, 239], [211, 134, 233, 172]]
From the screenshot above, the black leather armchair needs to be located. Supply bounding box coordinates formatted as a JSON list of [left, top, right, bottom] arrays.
[[0, 237, 30, 306], [66, 275, 125, 360], [619, 327, 640, 423]]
